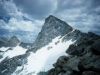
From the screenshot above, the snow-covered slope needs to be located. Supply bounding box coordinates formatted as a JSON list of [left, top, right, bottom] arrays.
[[0, 46, 27, 62], [12, 35, 75, 75]]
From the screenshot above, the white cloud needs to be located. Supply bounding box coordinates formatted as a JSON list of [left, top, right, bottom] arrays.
[[0, 0, 100, 35], [1, 18, 43, 32], [0, 0, 44, 33]]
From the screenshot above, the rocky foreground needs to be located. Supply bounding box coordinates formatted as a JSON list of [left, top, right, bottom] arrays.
[[44, 33, 100, 75]]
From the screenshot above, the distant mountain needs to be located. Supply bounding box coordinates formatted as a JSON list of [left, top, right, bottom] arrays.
[[0, 36, 20, 47], [7, 36, 20, 47], [0, 35, 32, 48], [0, 37, 8, 47], [0, 29, 36, 43]]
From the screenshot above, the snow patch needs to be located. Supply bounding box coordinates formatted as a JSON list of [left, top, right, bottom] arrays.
[[15, 36, 75, 75], [0, 46, 27, 62], [0, 47, 9, 52], [4, 46, 27, 58]]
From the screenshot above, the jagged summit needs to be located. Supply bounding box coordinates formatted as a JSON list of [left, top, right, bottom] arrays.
[[45, 15, 58, 21], [43, 15, 73, 34], [31, 15, 100, 52], [45, 15, 70, 27], [33, 15, 73, 51], [46, 15, 55, 19], [9, 36, 20, 42]]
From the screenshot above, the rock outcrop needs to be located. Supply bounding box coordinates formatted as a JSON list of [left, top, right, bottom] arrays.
[[47, 34, 100, 75]]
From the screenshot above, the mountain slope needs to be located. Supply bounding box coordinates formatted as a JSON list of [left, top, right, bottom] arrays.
[[32, 15, 73, 51], [0, 15, 100, 75], [11, 15, 77, 75], [47, 35, 100, 75]]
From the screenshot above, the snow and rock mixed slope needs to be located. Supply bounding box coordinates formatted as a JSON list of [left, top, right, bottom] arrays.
[[11, 15, 77, 75], [12, 35, 75, 75], [0, 15, 99, 75]]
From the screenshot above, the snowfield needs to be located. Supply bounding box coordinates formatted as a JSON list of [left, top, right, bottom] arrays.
[[13, 36, 75, 75]]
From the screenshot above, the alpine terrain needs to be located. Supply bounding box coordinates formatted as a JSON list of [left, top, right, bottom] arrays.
[[0, 15, 100, 75]]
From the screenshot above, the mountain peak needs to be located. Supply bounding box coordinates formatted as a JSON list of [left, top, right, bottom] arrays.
[[46, 15, 56, 20], [7, 36, 20, 47], [10, 36, 18, 40], [45, 15, 63, 23], [33, 15, 73, 51], [45, 15, 70, 28]]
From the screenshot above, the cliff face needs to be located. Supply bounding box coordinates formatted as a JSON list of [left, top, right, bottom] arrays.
[[32, 15, 73, 51], [47, 34, 100, 75]]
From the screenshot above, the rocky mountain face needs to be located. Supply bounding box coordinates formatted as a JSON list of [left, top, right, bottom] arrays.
[[0, 37, 8, 47], [32, 15, 73, 51], [0, 15, 100, 75], [0, 36, 31, 75], [0, 36, 20, 47], [0, 54, 28, 75], [7, 36, 20, 47], [46, 32, 100, 75], [0, 36, 32, 48]]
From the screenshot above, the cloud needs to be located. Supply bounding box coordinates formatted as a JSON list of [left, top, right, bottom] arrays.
[[0, 0, 100, 41], [53, 0, 100, 35], [13, 0, 57, 19], [0, 0, 44, 42], [0, 0, 10, 17], [0, 0, 44, 32], [8, 18, 43, 32]]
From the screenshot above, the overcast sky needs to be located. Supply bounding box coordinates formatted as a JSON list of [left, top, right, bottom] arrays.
[[0, 0, 100, 39]]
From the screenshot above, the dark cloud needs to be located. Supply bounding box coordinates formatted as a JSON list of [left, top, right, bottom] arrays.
[[0, 1, 9, 16], [0, 0, 100, 38], [53, 0, 100, 35], [13, 0, 56, 19]]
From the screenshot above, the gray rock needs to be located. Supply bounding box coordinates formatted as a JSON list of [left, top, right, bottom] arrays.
[[7, 36, 20, 47], [82, 71, 100, 75], [91, 39, 100, 55], [0, 54, 28, 75], [32, 15, 73, 52], [79, 52, 100, 72]]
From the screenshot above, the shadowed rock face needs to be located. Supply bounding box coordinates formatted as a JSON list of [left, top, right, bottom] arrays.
[[91, 39, 100, 55], [0, 54, 28, 75], [7, 36, 20, 47], [0, 36, 20, 47], [32, 15, 73, 51], [82, 71, 100, 75], [31, 16, 100, 75], [47, 34, 100, 75], [0, 37, 8, 47]]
